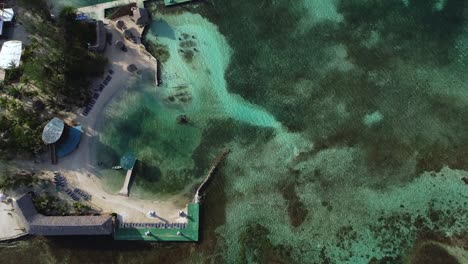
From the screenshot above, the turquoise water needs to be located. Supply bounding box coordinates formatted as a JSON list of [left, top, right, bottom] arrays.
[[2, 0, 468, 263]]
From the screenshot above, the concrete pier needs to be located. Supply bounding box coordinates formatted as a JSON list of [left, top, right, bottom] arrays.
[[118, 168, 134, 196]]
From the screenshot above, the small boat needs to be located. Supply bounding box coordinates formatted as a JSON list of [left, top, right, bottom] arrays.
[[112, 166, 122, 170]]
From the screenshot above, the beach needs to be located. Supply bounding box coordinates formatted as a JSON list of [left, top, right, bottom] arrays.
[[9, 16, 187, 225]]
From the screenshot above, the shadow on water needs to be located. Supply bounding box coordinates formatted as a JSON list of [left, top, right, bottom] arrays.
[[93, 139, 120, 169], [151, 19, 176, 40]]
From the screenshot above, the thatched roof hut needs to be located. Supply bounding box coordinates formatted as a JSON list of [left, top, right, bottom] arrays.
[[127, 64, 138, 72], [117, 20, 126, 30]]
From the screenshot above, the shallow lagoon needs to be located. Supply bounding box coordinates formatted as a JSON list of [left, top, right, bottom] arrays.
[[3, 0, 468, 263]]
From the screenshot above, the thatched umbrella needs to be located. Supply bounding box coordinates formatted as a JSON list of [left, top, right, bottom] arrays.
[[116, 20, 125, 30], [124, 29, 133, 39], [127, 64, 138, 72]]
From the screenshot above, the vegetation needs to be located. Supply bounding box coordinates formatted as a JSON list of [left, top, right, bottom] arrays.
[[0, 168, 41, 190], [33, 192, 69, 216], [147, 43, 170, 63], [0, 1, 108, 157], [33, 194, 95, 216], [21, 6, 107, 106], [72, 202, 93, 215]]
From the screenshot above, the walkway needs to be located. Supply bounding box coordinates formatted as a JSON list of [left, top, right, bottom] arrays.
[[77, 0, 146, 20], [119, 168, 134, 196]]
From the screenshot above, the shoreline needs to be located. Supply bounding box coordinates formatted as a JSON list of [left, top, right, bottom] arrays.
[[1, 8, 189, 242]]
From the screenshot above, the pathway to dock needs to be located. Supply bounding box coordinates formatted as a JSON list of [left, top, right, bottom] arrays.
[[77, 0, 145, 20], [119, 168, 134, 196]]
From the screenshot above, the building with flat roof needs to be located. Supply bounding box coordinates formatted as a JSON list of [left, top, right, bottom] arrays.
[[88, 20, 107, 53], [0, 7, 14, 36], [15, 194, 113, 236], [0, 40, 21, 69]]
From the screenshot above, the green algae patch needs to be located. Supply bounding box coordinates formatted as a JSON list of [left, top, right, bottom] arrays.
[[114, 203, 199, 241]]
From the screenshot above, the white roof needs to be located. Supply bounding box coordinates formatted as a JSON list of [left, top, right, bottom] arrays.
[[0, 8, 14, 22], [0, 40, 22, 69]]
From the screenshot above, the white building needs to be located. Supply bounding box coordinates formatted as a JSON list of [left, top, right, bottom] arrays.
[[0, 8, 14, 36], [0, 40, 22, 69]]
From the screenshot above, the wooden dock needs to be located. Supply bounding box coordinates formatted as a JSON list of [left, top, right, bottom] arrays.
[[193, 148, 230, 203], [164, 0, 196, 6], [118, 168, 134, 196], [118, 154, 137, 196]]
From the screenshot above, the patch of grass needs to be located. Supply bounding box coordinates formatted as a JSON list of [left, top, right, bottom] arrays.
[[0, 169, 40, 190], [33, 192, 69, 216]]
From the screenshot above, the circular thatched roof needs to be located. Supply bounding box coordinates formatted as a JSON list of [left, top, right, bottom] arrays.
[[42, 117, 65, 144], [127, 64, 138, 72], [117, 20, 125, 30], [124, 29, 132, 38]]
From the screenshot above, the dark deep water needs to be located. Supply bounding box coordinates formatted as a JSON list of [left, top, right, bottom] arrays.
[[3, 0, 468, 263]]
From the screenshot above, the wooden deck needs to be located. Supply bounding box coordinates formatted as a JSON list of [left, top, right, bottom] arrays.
[[114, 203, 199, 241], [118, 168, 134, 196], [164, 0, 195, 6]]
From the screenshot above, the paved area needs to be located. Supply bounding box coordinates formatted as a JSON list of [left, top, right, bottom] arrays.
[[77, 0, 145, 20], [0, 200, 27, 241]]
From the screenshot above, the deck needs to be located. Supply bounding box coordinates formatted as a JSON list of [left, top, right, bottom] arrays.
[[118, 154, 137, 196], [118, 169, 133, 196], [164, 0, 196, 6], [114, 203, 199, 241]]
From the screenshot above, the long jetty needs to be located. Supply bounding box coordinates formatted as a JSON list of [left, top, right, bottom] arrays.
[[193, 148, 230, 203]]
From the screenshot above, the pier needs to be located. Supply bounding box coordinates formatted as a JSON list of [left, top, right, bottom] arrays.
[[118, 153, 137, 196], [118, 169, 134, 196], [114, 203, 199, 241], [193, 148, 230, 203]]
